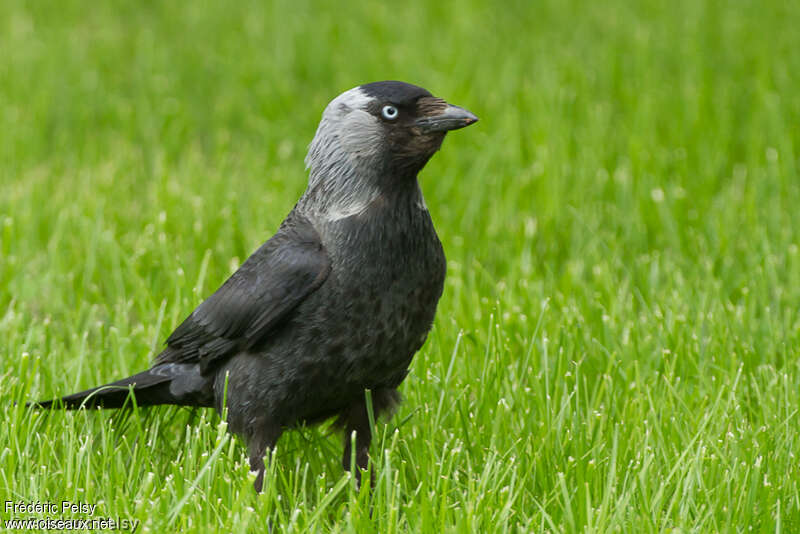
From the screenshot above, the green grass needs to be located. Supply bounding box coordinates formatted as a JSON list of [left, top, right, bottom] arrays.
[[1, 0, 800, 531]]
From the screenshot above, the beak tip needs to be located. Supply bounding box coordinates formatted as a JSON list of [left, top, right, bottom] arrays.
[[457, 108, 479, 129]]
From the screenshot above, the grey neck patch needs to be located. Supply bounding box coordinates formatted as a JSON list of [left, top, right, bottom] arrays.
[[299, 87, 385, 221]]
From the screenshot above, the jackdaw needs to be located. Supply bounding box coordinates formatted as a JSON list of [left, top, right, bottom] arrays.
[[31, 80, 478, 491]]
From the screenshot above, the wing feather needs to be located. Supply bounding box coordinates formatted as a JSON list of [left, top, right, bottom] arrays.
[[156, 212, 330, 373]]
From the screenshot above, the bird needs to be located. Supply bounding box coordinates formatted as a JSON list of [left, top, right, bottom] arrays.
[[30, 81, 478, 492]]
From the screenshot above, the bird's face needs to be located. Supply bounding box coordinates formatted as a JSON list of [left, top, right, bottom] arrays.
[[306, 81, 478, 179]]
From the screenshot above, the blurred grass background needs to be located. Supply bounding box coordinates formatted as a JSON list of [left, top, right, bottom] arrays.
[[1, 0, 800, 531]]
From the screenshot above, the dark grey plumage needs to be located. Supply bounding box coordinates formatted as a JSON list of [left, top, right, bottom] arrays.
[[30, 81, 478, 491]]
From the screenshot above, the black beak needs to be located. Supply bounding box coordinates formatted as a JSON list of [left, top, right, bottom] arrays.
[[415, 104, 479, 133]]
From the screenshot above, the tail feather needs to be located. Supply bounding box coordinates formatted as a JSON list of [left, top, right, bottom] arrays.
[[28, 364, 214, 410]]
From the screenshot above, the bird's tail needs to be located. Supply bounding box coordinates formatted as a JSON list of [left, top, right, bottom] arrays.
[[28, 364, 213, 410]]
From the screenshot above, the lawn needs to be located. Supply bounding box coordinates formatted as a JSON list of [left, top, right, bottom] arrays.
[[1, 0, 800, 531]]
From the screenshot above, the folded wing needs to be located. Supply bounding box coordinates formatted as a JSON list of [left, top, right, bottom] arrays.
[[157, 212, 331, 373]]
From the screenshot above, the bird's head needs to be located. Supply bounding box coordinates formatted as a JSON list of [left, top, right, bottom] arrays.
[[304, 81, 478, 195]]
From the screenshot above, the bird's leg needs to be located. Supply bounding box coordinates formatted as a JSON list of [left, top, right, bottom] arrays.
[[341, 396, 375, 488], [247, 418, 282, 493]]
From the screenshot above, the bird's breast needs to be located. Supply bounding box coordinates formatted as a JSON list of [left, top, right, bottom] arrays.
[[313, 205, 446, 384]]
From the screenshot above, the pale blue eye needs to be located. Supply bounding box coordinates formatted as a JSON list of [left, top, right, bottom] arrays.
[[381, 105, 399, 120]]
